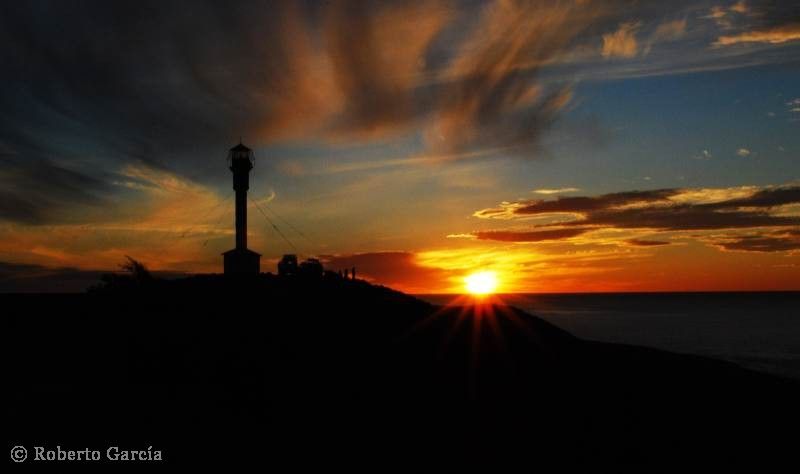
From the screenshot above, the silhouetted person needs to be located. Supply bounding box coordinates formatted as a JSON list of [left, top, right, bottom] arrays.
[[344, 269, 350, 279], [352, 267, 356, 280]]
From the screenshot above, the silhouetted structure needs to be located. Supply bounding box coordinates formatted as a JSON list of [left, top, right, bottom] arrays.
[[278, 254, 324, 279], [298, 258, 324, 278], [278, 254, 298, 276], [223, 142, 261, 275]]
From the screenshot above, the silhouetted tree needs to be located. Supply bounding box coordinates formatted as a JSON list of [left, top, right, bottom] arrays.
[[120, 255, 153, 283], [90, 256, 155, 293]]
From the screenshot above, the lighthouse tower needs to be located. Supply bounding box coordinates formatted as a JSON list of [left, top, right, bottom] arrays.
[[222, 141, 261, 275]]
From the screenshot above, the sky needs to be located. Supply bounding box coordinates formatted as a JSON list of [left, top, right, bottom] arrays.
[[1, 0, 799, 293]]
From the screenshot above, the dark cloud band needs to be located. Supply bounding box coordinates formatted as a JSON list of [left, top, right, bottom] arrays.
[[473, 185, 800, 251]]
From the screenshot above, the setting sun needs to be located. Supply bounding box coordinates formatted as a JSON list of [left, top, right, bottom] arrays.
[[464, 271, 499, 296]]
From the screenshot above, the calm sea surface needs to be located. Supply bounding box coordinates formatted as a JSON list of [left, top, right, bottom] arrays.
[[418, 292, 800, 379]]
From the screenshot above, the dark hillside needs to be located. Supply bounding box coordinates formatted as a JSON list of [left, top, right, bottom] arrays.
[[6, 275, 798, 470]]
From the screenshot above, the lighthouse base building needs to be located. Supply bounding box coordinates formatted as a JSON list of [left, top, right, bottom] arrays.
[[223, 248, 261, 275]]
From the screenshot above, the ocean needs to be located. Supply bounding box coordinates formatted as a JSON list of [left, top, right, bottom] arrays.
[[418, 292, 800, 380]]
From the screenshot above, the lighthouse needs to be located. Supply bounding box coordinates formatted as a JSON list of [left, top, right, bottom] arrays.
[[222, 141, 261, 275]]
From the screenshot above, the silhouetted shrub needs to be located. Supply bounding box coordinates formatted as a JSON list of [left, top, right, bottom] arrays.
[[89, 256, 155, 293]]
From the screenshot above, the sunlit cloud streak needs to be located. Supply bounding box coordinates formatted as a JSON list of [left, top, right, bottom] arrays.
[[472, 228, 591, 243], [625, 239, 672, 247], [533, 187, 581, 195], [710, 229, 800, 252], [715, 22, 800, 46], [473, 184, 800, 251]]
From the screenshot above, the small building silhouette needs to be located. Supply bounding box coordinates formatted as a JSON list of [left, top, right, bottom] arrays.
[[278, 254, 299, 276], [278, 255, 324, 279], [223, 142, 261, 275], [223, 248, 261, 275], [298, 258, 324, 279]]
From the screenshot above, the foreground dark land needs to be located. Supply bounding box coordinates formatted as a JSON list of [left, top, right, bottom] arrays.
[[6, 275, 799, 470]]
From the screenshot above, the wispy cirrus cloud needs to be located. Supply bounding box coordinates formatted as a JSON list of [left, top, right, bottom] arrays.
[[652, 18, 689, 42], [0, 154, 113, 225], [2, 0, 797, 194]]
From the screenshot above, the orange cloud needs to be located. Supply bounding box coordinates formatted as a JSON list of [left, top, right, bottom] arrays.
[[533, 188, 581, 195], [0, 164, 231, 273], [602, 22, 640, 58], [730, 1, 750, 15], [715, 23, 800, 46], [321, 251, 455, 293]]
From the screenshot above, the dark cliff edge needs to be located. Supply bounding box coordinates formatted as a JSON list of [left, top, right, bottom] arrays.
[[6, 275, 799, 470]]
